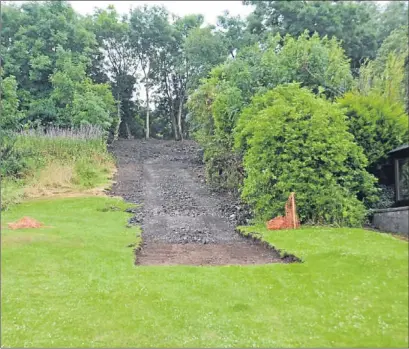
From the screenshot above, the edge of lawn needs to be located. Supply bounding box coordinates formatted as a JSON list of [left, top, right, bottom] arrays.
[[236, 223, 408, 264]]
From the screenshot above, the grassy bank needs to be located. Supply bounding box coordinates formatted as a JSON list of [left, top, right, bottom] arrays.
[[1, 196, 407, 347], [1, 127, 114, 209]]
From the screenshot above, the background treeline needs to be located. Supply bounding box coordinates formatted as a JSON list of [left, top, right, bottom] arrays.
[[1, 0, 408, 224]]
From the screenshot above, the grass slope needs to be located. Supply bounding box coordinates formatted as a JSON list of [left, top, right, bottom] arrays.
[[1, 130, 114, 210], [1, 198, 408, 347]]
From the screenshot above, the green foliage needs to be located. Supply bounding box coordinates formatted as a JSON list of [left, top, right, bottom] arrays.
[[216, 11, 256, 58], [356, 27, 409, 111], [260, 31, 353, 98], [212, 84, 244, 142], [338, 92, 408, 172], [90, 6, 141, 138], [48, 48, 116, 130], [235, 84, 377, 226], [370, 185, 395, 210], [73, 159, 106, 188], [0, 76, 24, 130], [377, 1, 408, 46], [244, 0, 381, 69], [0, 131, 27, 178], [188, 31, 352, 191], [184, 26, 228, 91], [1, 2, 116, 131], [189, 30, 352, 143], [199, 137, 243, 191]]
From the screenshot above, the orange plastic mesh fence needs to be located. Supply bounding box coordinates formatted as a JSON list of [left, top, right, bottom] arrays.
[[266, 192, 300, 230]]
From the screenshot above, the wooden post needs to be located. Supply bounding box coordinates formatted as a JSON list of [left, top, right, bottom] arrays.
[[394, 158, 400, 203], [291, 192, 296, 229]]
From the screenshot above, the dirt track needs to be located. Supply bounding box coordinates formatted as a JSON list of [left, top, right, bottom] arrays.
[[109, 139, 284, 265]]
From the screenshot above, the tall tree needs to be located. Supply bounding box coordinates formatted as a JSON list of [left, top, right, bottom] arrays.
[[91, 6, 139, 139], [355, 26, 408, 110], [243, 0, 380, 70], [129, 5, 172, 139], [216, 11, 255, 58], [184, 26, 228, 91], [377, 1, 408, 46]]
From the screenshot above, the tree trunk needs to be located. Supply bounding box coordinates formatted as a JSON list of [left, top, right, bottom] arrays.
[[172, 111, 179, 141], [115, 95, 121, 141], [145, 84, 150, 139], [177, 96, 184, 141], [125, 120, 131, 139]]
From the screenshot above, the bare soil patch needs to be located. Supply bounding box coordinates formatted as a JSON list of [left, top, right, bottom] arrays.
[[135, 242, 283, 266], [109, 139, 295, 265]]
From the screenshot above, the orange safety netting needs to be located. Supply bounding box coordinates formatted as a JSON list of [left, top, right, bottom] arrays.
[[7, 217, 44, 230], [266, 192, 300, 230]]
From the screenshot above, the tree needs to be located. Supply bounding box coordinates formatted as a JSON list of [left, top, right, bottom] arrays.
[[91, 6, 139, 139], [355, 26, 408, 111], [129, 5, 172, 139], [377, 1, 408, 47], [234, 83, 377, 226], [184, 26, 228, 91], [188, 31, 352, 190], [49, 47, 116, 131], [0, 76, 23, 130], [216, 11, 256, 58], [153, 14, 204, 140], [244, 0, 380, 70], [338, 92, 408, 174], [188, 30, 352, 146]]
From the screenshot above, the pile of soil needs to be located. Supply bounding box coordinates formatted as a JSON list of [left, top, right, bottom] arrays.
[[8, 217, 44, 230], [109, 139, 295, 266]]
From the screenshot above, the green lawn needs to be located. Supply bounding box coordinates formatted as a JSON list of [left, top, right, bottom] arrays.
[[1, 197, 408, 348]]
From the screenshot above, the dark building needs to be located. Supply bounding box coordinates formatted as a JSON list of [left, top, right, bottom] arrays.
[[388, 144, 409, 207], [371, 144, 409, 236]]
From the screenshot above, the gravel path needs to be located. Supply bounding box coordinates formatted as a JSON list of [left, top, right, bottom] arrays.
[[109, 139, 283, 265]]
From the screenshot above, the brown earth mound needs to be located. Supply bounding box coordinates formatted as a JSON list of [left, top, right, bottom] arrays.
[[7, 217, 44, 230]]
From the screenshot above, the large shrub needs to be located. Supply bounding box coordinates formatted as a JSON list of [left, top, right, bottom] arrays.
[[0, 131, 27, 178], [234, 83, 377, 226], [0, 76, 24, 131], [188, 31, 353, 191], [338, 92, 408, 173]]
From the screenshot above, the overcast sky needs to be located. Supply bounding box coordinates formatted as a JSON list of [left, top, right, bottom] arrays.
[[71, 1, 253, 24], [9, 1, 391, 25]]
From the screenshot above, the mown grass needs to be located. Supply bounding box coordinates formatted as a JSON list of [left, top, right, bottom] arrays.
[[1, 128, 114, 209], [1, 196, 407, 347]]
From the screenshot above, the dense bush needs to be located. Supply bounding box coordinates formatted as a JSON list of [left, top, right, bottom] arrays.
[[338, 92, 408, 173], [0, 131, 27, 178], [370, 185, 395, 210], [0, 76, 24, 131], [234, 84, 378, 226], [201, 138, 243, 192], [188, 31, 353, 190]]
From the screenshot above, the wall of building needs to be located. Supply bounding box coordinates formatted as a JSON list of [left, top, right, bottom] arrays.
[[371, 206, 409, 236]]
